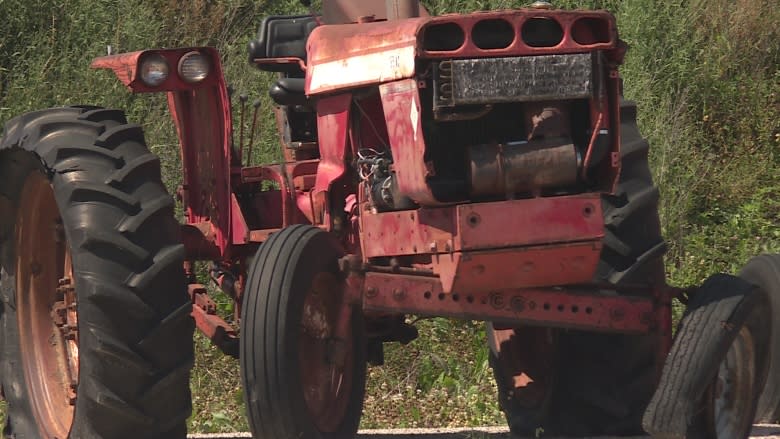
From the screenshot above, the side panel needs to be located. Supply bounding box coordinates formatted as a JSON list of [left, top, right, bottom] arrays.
[[312, 94, 353, 226], [433, 242, 602, 293], [360, 195, 604, 257], [168, 77, 233, 257], [379, 79, 438, 205]]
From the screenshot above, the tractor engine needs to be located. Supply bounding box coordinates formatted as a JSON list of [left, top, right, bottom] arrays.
[[422, 55, 595, 201], [343, 10, 622, 212]]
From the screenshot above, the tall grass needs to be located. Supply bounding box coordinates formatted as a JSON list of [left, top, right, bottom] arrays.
[[615, 0, 779, 284], [0, 0, 777, 433]]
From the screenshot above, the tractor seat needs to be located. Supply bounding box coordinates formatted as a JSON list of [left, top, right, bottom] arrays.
[[269, 78, 308, 107], [248, 15, 318, 73]]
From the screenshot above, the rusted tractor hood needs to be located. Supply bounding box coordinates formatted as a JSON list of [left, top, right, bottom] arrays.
[[305, 8, 619, 95], [306, 18, 426, 95]]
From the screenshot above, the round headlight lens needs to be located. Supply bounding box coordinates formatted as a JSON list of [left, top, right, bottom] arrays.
[[178, 51, 210, 84], [139, 54, 170, 87]]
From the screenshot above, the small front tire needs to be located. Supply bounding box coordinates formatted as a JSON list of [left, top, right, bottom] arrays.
[[240, 224, 367, 439]]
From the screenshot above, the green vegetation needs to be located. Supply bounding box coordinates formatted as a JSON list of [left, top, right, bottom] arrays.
[[0, 0, 777, 434]]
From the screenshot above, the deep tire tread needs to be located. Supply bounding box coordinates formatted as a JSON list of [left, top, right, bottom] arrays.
[[605, 185, 660, 230], [79, 108, 128, 124], [65, 182, 141, 213], [82, 277, 156, 324], [85, 324, 156, 375], [119, 194, 175, 234], [85, 387, 155, 426], [618, 136, 650, 162], [55, 144, 125, 167], [128, 245, 186, 291], [105, 153, 162, 188], [77, 228, 151, 269], [95, 124, 145, 148], [0, 106, 193, 439]]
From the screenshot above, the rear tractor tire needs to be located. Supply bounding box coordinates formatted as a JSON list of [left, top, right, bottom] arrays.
[[240, 224, 367, 439], [488, 99, 666, 436], [0, 107, 194, 439]]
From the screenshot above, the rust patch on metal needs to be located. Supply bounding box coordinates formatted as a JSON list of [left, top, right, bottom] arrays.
[[360, 195, 603, 259]]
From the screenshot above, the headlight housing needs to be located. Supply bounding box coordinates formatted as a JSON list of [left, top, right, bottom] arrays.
[[178, 51, 210, 84], [139, 53, 170, 87]]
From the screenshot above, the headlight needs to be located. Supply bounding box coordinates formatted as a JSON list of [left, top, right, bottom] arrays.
[[178, 51, 210, 83], [139, 54, 170, 87]]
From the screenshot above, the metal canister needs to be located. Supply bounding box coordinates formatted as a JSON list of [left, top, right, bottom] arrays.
[[469, 137, 579, 197]]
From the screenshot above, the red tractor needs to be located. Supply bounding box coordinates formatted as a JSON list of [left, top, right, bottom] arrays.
[[0, 0, 778, 438]]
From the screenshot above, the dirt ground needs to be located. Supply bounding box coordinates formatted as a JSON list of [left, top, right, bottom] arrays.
[[188, 424, 780, 438]]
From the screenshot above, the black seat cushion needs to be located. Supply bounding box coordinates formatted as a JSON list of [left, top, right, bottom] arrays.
[[248, 15, 318, 73], [269, 78, 308, 107]]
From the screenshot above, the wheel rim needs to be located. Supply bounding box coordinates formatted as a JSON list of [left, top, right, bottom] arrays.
[[299, 271, 355, 433], [15, 173, 78, 438], [706, 326, 755, 438]]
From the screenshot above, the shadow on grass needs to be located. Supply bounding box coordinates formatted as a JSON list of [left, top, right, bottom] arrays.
[[188, 424, 780, 438], [356, 424, 780, 438], [358, 432, 510, 439]]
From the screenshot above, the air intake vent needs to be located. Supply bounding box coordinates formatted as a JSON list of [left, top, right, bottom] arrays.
[[423, 22, 466, 52], [572, 17, 611, 45], [521, 17, 564, 47], [472, 19, 515, 50]]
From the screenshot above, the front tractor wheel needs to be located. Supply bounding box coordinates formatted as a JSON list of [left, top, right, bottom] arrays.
[[240, 225, 367, 439], [0, 107, 194, 439]]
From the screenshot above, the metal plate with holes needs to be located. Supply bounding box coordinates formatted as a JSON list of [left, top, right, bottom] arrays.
[[435, 53, 594, 106]]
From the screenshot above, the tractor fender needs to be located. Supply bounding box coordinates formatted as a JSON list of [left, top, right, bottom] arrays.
[[92, 48, 236, 257], [642, 273, 768, 438]]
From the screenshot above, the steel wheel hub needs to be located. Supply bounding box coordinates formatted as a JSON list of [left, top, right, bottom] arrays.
[[299, 271, 355, 433], [707, 326, 755, 438], [15, 173, 78, 438]]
